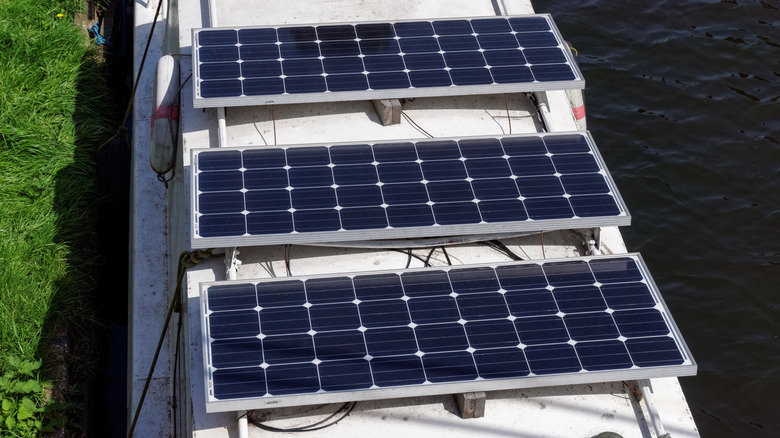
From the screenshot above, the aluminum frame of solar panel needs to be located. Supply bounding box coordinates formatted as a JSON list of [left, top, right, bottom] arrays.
[[191, 14, 584, 108], [198, 253, 696, 413], [189, 131, 630, 249]]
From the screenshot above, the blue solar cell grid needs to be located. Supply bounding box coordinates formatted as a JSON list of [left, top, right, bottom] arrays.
[[199, 253, 695, 412], [192, 14, 584, 107], [190, 132, 629, 248]]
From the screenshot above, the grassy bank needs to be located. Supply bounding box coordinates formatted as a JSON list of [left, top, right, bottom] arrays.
[[0, 0, 112, 431]]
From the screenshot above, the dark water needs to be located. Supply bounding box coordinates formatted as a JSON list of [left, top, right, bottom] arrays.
[[532, 0, 780, 436]]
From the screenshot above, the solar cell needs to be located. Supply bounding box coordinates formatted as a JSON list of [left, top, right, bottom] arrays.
[[192, 14, 583, 108], [199, 253, 696, 412], [190, 132, 630, 248]]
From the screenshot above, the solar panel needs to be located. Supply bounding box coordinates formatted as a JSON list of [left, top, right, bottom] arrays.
[[190, 132, 630, 248], [198, 253, 696, 412], [192, 14, 584, 108]]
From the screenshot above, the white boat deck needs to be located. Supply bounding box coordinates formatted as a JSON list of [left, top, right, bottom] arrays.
[[129, 1, 699, 437]]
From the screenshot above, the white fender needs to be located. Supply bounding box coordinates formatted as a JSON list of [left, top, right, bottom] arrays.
[[150, 55, 180, 175], [564, 41, 587, 131], [566, 88, 586, 131]]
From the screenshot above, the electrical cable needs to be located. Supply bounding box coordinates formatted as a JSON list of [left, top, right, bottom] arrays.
[[282, 244, 292, 276], [485, 241, 504, 257], [441, 246, 452, 265], [516, 245, 532, 261], [249, 402, 356, 432], [424, 247, 437, 266], [286, 244, 292, 274], [400, 110, 434, 138], [480, 240, 523, 261], [271, 104, 277, 145], [505, 93, 512, 135], [392, 249, 429, 267], [491, 240, 524, 261]]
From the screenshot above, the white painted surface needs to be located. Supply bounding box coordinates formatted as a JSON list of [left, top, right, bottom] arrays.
[[129, 0, 172, 436], [220, 93, 542, 148], [128, 0, 700, 437], [206, 0, 527, 28], [238, 381, 675, 438]]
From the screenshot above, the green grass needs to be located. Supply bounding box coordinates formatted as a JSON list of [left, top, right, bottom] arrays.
[[0, 0, 112, 381]]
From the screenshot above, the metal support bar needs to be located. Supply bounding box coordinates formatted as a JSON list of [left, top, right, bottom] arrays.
[[225, 248, 241, 280], [217, 107, 228, 147], [207, 0, 229, 148], [454, 392, 486, 419], [533, 91, 552, 132], [586, 227, 601, 255], [238, 411, 248, 438]]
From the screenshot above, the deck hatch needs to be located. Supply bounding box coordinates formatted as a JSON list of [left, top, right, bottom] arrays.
[[192, 14, 584, 108], [198, 253, 696, 412], [190, 132, 630, 248]]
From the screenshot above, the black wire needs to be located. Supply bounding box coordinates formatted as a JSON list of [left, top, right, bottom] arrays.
[[479, 240, 500, 253], [491, 240, 523, 261], [424, 248, 436, 266], [284, 244, 292, 275], [480, 240, 523, 261], [484, 240, 508, 259], [441, 246, 452, 265], [392, 249, 429, 267], [249, 402, 356, 432], [400, 111, 434, 138], [404, 249, 412, 269]]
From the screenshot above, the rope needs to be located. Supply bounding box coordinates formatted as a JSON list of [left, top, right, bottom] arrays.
[[171, 303, 183, 438], [127, 249, 215, 438], [156, 73, 193, 188], [88, 22, 112, 46], [99, 0, 165, 152]]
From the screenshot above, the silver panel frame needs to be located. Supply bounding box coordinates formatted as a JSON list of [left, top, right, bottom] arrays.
[[192, 14, 584, 108], [198, 253, 696, 413], [189, 131, 630, 249]]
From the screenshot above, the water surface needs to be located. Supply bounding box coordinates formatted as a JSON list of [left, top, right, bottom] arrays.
[[532, 1, 780, 436]]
